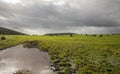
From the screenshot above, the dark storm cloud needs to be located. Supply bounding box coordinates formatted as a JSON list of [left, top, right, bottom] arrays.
[[0, 0, 120, 34]]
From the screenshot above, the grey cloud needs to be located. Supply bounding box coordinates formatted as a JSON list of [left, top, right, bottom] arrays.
[[0, 0, 120, 34]]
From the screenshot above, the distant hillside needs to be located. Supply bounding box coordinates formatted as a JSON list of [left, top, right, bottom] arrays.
[[0, 27, 25, 35], [45, 33, 77, 36]]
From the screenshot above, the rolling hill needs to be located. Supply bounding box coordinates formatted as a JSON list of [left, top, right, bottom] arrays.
[[45, 33, 77, 36], [0, 27, 25, 35]]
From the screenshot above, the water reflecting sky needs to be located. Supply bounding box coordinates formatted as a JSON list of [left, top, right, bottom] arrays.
[[0, 45, 55, 74]]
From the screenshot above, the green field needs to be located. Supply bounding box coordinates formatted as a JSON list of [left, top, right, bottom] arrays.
[[0, 34, 120, 74]]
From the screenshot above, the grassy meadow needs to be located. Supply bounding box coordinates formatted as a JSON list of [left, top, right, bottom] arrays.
[[0, 34, 120, 74]]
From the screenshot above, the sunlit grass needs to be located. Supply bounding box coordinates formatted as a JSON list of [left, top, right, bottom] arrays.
[[0, 34, 120, 74]]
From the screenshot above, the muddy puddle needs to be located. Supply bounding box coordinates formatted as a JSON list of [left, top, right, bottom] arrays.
[[0, 45, 55, 74]]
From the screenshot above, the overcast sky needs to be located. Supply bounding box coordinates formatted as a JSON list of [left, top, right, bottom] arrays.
[[0, 0, 120, 35]]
